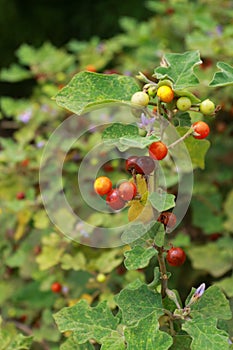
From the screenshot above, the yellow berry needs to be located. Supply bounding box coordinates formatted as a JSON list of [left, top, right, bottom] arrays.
[[96, 273, 106, 283], [157, 85, 174, 103]]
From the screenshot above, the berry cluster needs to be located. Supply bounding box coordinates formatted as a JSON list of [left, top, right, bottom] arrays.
[[131, 85, 213, 140], [94, 175, 137, 211]]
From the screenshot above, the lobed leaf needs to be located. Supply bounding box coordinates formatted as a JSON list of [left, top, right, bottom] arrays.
[[209, 62, 233, 87], [153, 51, 202, 89], [124, 246, 156, 270], [55, 72, 139, 115]]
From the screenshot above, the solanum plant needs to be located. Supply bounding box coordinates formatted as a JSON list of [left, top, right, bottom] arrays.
[[50, 51, 232, 350], [50, 51, 233, 349]]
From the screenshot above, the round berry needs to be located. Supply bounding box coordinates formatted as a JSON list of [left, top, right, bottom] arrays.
[[16, 192, 25, 200], [158, 212, 177, 229], [118, 181, 137, 201], [157, 85, 174, 103], [176, 96, 192, 111], [106, 189, 125, 210], [166, 247, 186, 267], [51, 282, 62, 293], [96, 273, 106, 283], [192, 121, 210, 139], [125, 156, 139, 173], [149, 141, 168, 160], [148, 86, 157, 98], [85, 64, 97, 72], [199, 99, 215, 115], [131, 91, 150, 107], [135, 156, 156, 175], [94, 176, 112, 196]]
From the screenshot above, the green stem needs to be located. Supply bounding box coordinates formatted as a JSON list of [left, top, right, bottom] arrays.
[[157, 246, 168, 299], [167, 127, 193, 149]]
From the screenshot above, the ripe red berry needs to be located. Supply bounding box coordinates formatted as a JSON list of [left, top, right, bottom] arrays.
[[106, 189, 125, 210], [94, 176, 112, 196], [20, 159, 30, 167], [51, 282, 62, 293], [135, 156, 156, 175], [125, 156, 139, 173], [192, 121, 210, 139], [149, 141, 168, 160], [16, 192, 25, 200], [118, 181, 137, 201], [166, 247, 186, 267], [158, 212, 177, 229]]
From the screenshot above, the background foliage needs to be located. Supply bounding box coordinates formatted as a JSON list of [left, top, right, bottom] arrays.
[[0, 0, 232, 348]]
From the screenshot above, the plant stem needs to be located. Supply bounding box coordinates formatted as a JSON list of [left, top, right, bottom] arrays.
[[167, 127, 193, 149], [157, 246, 168, 299]]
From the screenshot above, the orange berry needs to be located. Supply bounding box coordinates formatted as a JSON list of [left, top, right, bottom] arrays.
[[157, 85, 174, 103], [85, 64, 97, 72], [94, 176, 112, 196]]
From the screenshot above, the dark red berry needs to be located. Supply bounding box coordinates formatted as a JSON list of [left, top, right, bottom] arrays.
[[166, 247, 186, 267], [51, 282, 62, 293], [125, 156, 139, 173], [106, 189, 125, 210], [158, 212, 177, 229], [135, 156, 155, 175], [118, 181, 137, 201]]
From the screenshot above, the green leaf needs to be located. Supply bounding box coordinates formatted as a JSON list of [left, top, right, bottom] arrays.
[[149, 192, 176, 212], [224, 189, 233, 232], [102, 123, 158, 151], [121, 223, 149, 245], [214, 276, 233, 298], [209, 62, 233, 87], [60, 337, 94, 350], [187, 238, 233, 278], [183, 317, 229, 350], [173, 112, 192, 127], [0, 318, 33, 350], [125, 313, 172, 350], [101, 331, 126, 350], [89, 250, 123, 274], [54, 300, 119, 344], [169, 335, 192, 350], [55, 72, 139, 115], [173, 127, 210, 169], [191, 193, 224, 234], [0, 64, 32, 82], [61, 252, 86, 271], [115, 284, 163, 326], [153, 51, 202, 89], [124, 246, 156, 270]]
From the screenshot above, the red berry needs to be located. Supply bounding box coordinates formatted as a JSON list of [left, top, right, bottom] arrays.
[[85, 64, 97, 72], [125, 156, 139, 173], [106, 189, 125, 210], [118, 181, 137, 201], [158, 212, 177, 229], [94, 176, 112, 196], [135, 156, 156, 175], [149, 141, 168, 160], [166, 247, 186, 267], [192, 121, 210, 139], [16, 192, 25, 200], [20, 159, 29, 167], [51, 282, 62, 293]]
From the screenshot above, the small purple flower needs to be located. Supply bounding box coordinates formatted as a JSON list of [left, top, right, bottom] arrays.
[[124, 70, 132, 76], [41, 104, 50, 113], [36, 141, 45, 148], [18, 109, 32, 123], [216, 25, 223, 36], [137, 113, 155, 133], [193, 283, 206, 298]]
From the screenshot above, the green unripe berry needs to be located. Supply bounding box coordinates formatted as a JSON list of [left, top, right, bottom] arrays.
[[199, 99, 215, 115], [131, 91, 150, 107], [96, 273, 106, 283], [147, 86, 157, 98], [176, 96, 192, 111]]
